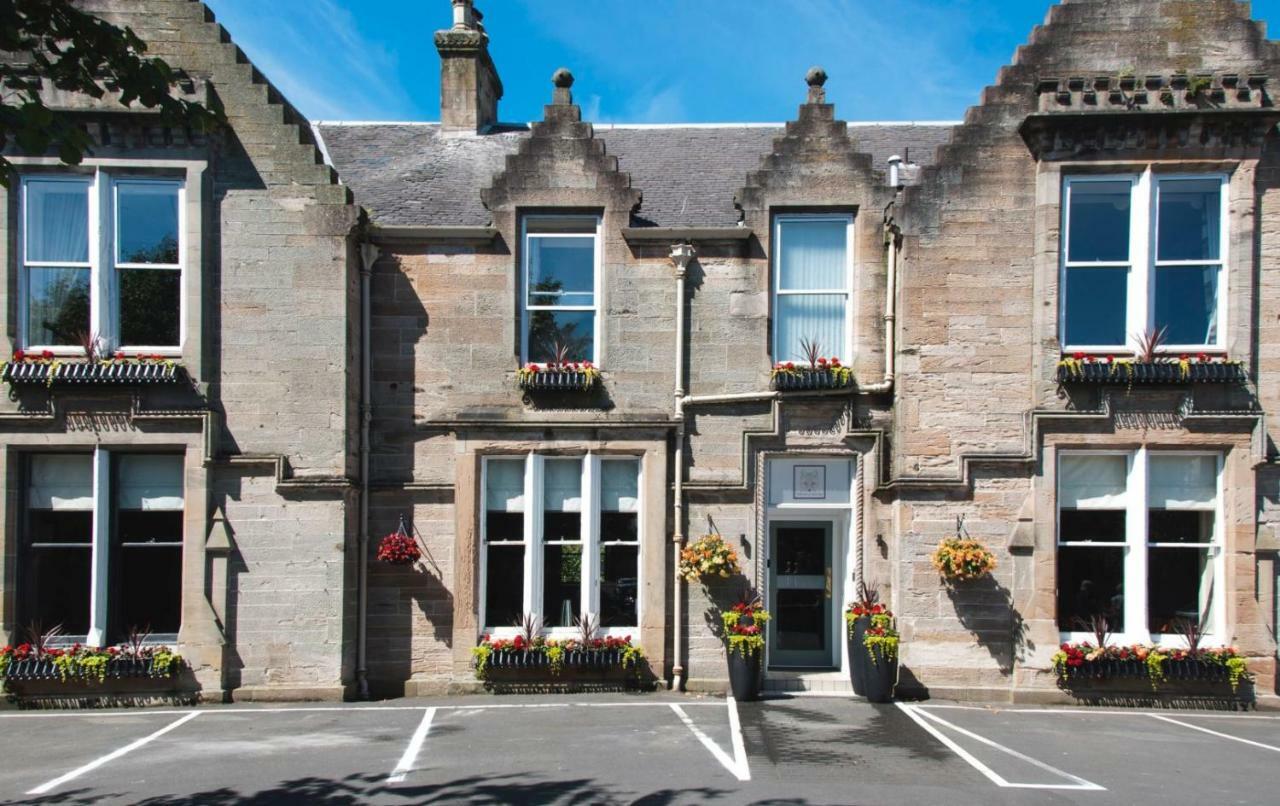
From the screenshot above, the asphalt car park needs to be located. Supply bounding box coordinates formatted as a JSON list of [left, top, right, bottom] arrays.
[[1, 695, 1278, 804]]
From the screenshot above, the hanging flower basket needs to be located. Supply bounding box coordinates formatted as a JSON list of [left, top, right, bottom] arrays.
[[679, 534, 741, 583], [1056, 354, 1246, 385], [517, 361, 600, 392], [2, 351, 184, 388], [931, 537, 997, 583], [376, 528, 421, 565]]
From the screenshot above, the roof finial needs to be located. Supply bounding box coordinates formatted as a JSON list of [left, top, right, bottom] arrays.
[[806, 66, 827, 103], [552, 67, 574, 104]]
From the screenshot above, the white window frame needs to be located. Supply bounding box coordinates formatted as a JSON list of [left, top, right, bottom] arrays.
[[18, 170, 186, 355], [1060, 170, 1228, 355], [1056, 448, 1226, 647], [479, 453, 641, 637], [772, 213, 855, 363], [24, 448, 185, 647], [519, 215, 602, 367]]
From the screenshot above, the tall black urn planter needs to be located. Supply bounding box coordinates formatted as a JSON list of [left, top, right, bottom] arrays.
[[863, 647, 898, 703], [846, 616, 870, 696], [727, 649, 762, 701]]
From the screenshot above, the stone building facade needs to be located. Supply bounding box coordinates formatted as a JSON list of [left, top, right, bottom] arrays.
[[2, 0, 1279, 706]]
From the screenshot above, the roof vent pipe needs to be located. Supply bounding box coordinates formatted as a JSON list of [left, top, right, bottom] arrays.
[[887, 154, 903, 189]]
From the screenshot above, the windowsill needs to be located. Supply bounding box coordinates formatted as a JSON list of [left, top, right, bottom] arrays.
[[1058, 632, 1222, 649], [482, 627, 638, 638]]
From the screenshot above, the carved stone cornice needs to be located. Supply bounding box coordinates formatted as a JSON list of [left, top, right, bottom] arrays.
[[1019, 108, 1280, 160]]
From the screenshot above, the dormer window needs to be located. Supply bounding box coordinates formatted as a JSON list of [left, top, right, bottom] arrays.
[[772, 214, 854, 363], [521, 215, 601, 365], [1061, 171, 1227, 353]]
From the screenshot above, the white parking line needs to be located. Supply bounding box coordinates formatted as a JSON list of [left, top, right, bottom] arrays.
[[670, 699, 751, 782], [898, 703, 1105, 791], [387, 707, 437, 784], [1150, 714, 1280, 753], [920, 704, 1280, 720], [0, 700, 728, 719], [26, 711, 201, 796]]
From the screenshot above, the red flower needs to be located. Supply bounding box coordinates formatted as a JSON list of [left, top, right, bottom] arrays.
[[830, 358, 841, 367], [1197, 353, 1209, 363], [582, 360, 593, 369], [513, 635, 525, 650], [784, 362, 795, 370], [528, 364, 540, 373], [817, 357, 828, 366], [115, 351, 126, 360], [1105, 355, 1115, 364], [41, 350, 53, 359], [1072, 352, 1085, 361], [1179, 354, 1190, 362], [12, 350, 24, 362]]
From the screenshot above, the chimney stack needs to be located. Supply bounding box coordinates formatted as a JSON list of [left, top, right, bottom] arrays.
[[435, 0, 503, 135]]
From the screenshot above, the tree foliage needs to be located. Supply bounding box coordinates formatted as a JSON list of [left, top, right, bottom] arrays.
[[0, 0, 224, 186]]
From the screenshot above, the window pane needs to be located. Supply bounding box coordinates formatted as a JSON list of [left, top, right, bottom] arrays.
[[1154, 265, 1218, 345], [1148, 510, 1214, 545], [26, 457, 93, 637], [1148, 546, 1214, 633], [1067, 180, 1130, 263], [776, 589, 826, 652], [544, 513, 581, 543], [1063, 267, 1127, 346], [485, 544, 524, 627], [542, 544, 581, 627], [600, 544, 638, 627], [119, 268, 180, 347], [27, 547, 92, 637], [485, 459, 525, 513], [1059, 509, 1126, 543], [1058, 455, 1127, 509], [1157, 178, 1220, 262], [779, 219, 847, 291], [485, 512, 523, 543], [527, 310, 594, 363], [1056, 546, 1125, 632], [27, 267, 89, 346], [601, 512, 638, 543], [1149, 455, 1216, 510], [26, 180, 89, 263], [528, 236, 594, 306], [775, 294, 846, 362], [543, 458, 582, 512], [117, 183, 180, 264], [28, 455, 93, 510], [601, 459, 640, 513], [117, 455, 184, 510]]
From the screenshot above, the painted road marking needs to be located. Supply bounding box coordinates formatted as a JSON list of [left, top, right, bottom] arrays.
[[1149, 714, 1280, 753], [387, 707, 437, 784], [26, 711, 201, 796], [898, 703, 1105, 791], [920, 704, 1280, 721], [670, 699, 751, 782], [0, 700, 728, 719]]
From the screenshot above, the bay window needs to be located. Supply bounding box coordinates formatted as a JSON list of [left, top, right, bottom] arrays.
[[521, 216, 600, 365], [481, 454, 641, 632], [20, 172, 184, 352], [1056, 449, 1224, 643], [772, 214, 853, 364], [22, 451, 185, 646], [1061, 171, 1227, 353]]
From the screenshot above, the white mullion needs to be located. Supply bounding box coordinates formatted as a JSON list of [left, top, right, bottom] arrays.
[[1126, 448, 1149, 643], [1130, 170, 1151, 352], [1217, 174, 1229, 350], [92, 169, 109, 348], [582, 454, 600, 619], [520, 218, 530, 363], [86, 447, 111, 647], [525, 454, 542, 622], [1211, 453, 1227, 638], [592, 216, 602, 368], [478, 459, 489, 631]]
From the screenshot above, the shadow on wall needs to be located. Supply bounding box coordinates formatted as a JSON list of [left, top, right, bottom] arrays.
[[23, 772, 734, 806], [943, 575, 1030, 676], [367, 496, 455, 698]]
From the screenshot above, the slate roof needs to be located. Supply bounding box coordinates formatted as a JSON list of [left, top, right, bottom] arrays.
[[316, 121, 957, 228]]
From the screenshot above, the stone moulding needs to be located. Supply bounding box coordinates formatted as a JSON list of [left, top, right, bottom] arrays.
[[770, 367, 856, 392], [1019, 108, 1280, 160], [2, 361, 185, 387], [1056, 361, 1247, 385]]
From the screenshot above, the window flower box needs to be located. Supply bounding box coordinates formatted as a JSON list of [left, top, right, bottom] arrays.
[[1, 642, 189, 700], [1051, 643, 1250, 694], [472, 634, 647, 687], [3, 352, 185, 388], [517, 361, 600, 392], [1056, 354, 1246, 385], [770, 358, 854, 392]]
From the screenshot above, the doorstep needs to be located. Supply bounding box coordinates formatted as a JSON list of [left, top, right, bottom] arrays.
[[764, 669, 851, 694]]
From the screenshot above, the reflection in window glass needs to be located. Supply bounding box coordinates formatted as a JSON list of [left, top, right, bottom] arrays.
[[1157, 178, 1220, 262], [1067, 181, 1131, 263], [117, 183, 180, 265], [527, 310, 595, 364], [120, 269, 181, 347], [600, 459, 639, 627], [1057, 545, 1126, 633], [600, 544, 637, 628], [1063, 266, 1127, 347], [27, 267, 90, 346], [1154, 265, 1217, 346], [528, 237, 594, 306], [542, 544, 582, 628], [1147, 546, 1214, 634]]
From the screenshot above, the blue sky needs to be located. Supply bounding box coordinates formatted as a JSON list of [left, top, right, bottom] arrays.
[[204, 0, 1280, 124]]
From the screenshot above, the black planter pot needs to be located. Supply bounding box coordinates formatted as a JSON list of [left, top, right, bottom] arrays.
[[518, 370, 598, 392], [846, 617, 870, 696], [863, 646, 898, 703], [1056, 360, 1247, 385], [727, 648, 762, 702], [770, 367, 855, 392]]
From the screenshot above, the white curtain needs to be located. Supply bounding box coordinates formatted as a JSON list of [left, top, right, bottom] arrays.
[[777, 219, 847, 362], [117, 455, 185, 511], [776, 295, 845, 363], [28, 455, 93, 510], [601, 459, 639, 513], [1149, 455, 1216, 509], [543, 458, 582, 513], [26, 180, 89, 264], [1059, 454, 1127, 509], [485, 459, 526, 513], [1200, 267, 1220, 344]]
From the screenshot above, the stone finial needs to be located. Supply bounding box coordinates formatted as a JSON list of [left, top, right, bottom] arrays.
[[552, 67, 574, 104], [451, 0, 477, 30], [806, 66, 827, 104]]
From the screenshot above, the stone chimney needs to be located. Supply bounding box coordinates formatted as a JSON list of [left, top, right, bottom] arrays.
[[434, 0, 503, 135]]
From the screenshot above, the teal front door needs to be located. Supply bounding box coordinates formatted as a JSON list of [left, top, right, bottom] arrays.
[[767, 521, 835, 669]]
